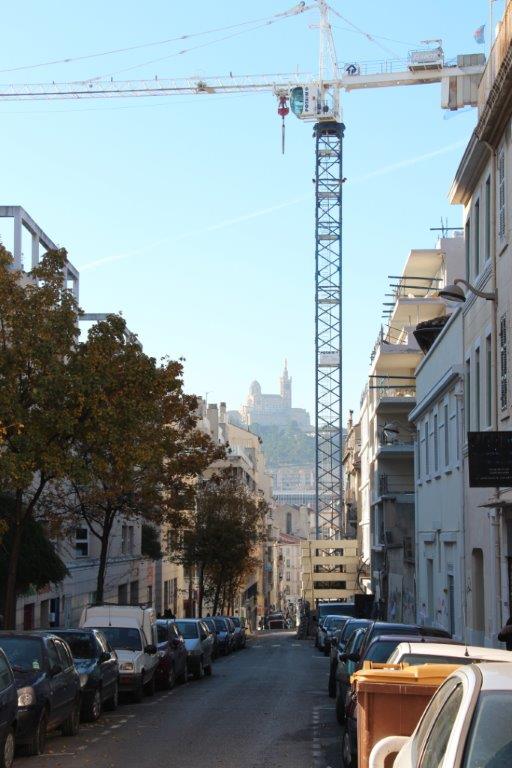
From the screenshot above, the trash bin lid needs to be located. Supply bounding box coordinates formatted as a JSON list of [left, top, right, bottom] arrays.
[[352, 662, 460, 687]]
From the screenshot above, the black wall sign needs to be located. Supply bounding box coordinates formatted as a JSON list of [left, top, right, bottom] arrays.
[[468, 431, 512, 487]]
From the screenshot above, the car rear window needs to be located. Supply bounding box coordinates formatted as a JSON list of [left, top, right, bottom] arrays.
[[176, 621, 198, 639], [401, 653, 475, 666], [214, 619, 227, 631], [365, 640, 400, 662], [0, 637, 43, 672], [55, 633, 96, 659]]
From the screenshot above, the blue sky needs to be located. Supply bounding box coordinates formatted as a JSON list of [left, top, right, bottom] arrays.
[[0, 0, 502, 420]]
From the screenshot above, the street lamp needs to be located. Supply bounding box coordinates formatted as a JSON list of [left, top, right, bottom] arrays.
[[438, 277, 497, 303]]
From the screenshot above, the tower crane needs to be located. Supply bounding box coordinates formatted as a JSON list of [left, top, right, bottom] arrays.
[[1, 1, 485, 540]]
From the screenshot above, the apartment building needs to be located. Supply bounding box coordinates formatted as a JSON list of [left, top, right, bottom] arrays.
[[357, 237, 463, 621], [447, 1, 512, 644]]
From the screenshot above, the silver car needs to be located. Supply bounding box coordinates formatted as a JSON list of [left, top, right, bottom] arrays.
[[175, 619, 214, 680]]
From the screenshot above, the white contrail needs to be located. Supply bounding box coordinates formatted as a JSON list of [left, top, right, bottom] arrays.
[[79, 140, 466, 271]]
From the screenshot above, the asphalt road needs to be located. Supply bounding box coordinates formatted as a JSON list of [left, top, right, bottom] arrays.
[[15, 631, 341, 768]]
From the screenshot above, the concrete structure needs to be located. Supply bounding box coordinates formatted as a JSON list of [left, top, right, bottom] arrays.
[[409, 309, 465, 638], [301, 539, 361, 605], [447, 0, 512, 644], [239, 362, 311, 430], [357, 237, 464, 621]]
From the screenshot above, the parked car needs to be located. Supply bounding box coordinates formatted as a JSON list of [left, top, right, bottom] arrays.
[[52, 629, 119, 721], [356, 621, 451, 664], [80, 604, 158, 702], [225, 617, 237, 649], [387, 640, 512, 667], [332, 627, 368, 720], [342, 634, 461, 767], [317, 602, 357, 622], [175, 619, 214, 679], [328, 618, 372, 697], [230, 616, 247, 649], [319, 615, 351, 655], [201, 618, 220, 658], [268, 612, 286, 630], [212, 617, 232, 655], [0, 648, 17, 768], [369, 663, 512, 768], [155, 620, 188, 690], [0, 632, 81, 756]]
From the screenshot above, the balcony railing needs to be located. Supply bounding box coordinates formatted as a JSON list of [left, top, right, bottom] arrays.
[[378, 474, 415, 496]]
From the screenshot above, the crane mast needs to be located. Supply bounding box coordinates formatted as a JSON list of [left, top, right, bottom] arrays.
[[0, 2, 486, 546]]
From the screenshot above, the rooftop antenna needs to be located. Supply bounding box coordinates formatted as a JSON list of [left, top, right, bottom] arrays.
[[430, 218, 463, 238]]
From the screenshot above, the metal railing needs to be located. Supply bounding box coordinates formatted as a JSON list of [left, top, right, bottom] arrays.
[[378, 474, 415, 496]]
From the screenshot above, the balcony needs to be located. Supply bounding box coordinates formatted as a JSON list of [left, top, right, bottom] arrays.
[[377, 474, 415, 497], [371, 378, 416, 410], [376, 435, 415, 458]]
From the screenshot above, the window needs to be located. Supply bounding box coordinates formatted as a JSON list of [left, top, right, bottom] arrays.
[[500, 315, 508, 410], [121, 524, 127, 554], [54, 640, 73, 669], [419, 683, 464, 767], [485, 175, 491, 262], [498, 146, 506, 240], [465, 217, 471, 279], [424, 421, 429, 475], [465, 359, 471, 433], [286, 511, 292, 535], [416, 430, 421, 479], [46, 640, 60, 670], [433, 414, 439, 472], [118, 583, 128, 604], [444, 404, 449, 466], [75, 527, 89, 557], [486, 335, 492, 426], [163, 580, 170, 608], [475, 347, 481, 430], [474, 198, 480, 275], [130, 580, 139, 605], [147, 585, 153, 605], [128, 526, 134, 554]]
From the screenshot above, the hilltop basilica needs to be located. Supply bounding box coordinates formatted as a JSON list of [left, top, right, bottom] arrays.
[[239, 362, 311, 431]]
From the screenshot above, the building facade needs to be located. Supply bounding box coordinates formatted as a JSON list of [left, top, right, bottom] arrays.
[[239, 362, 311, 430]]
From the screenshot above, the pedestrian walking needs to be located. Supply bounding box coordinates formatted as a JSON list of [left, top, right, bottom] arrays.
[[498, 616, 512, 651]]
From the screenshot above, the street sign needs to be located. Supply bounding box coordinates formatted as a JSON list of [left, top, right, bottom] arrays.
[[468, 431, 512, 487]]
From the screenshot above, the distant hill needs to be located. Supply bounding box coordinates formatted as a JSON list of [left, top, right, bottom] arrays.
[[250, 423, 315, 468]]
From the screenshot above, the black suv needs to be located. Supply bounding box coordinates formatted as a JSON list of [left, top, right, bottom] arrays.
[[0, 632, 81, 756], [52, 629, 119, 721], [0, 648, 17, 768]]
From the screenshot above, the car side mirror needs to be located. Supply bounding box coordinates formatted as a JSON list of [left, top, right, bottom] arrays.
[[50, 663, 63, 677], [171, 637, 181, 648], [330, 636, 338, 647], [99, 651, 110, 663], [347, 653, 360, 663], [145, 644, 157, 655]]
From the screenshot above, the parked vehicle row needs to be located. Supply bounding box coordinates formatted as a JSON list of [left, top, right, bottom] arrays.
[[315, 603, 512, 768], [0, 608, 247, 767]]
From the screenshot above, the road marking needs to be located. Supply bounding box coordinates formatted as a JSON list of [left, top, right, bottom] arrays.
[[271, 644, 282, 647]]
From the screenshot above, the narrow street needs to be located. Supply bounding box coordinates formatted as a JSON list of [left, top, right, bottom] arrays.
[[15, 633, 341, 768]]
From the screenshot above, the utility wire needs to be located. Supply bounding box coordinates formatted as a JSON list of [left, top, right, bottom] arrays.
[[331, 25, 420, 49], [327, 4, 401, 59], [0, 5, 310, 76]]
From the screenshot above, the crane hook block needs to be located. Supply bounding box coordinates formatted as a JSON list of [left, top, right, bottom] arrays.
[[277, 96, 289, 119]]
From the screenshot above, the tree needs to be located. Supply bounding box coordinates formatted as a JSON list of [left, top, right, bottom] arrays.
[[0, 247, 81, 628], [174, 472, 267, 616], [59, 315, 222, 602], [0, 495, 68, 615], [141, 523, 163, 561]]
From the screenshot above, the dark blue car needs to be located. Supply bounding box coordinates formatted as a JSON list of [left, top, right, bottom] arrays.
[[52, 629, 119, 721], [0, 632, 81, 756], [0, 648, 17, 768]]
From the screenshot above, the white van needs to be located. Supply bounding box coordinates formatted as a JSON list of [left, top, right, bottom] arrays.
[[80, 605, 159, 701]]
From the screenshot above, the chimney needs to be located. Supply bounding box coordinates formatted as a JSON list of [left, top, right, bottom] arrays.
[[207, 403, 219, 441]]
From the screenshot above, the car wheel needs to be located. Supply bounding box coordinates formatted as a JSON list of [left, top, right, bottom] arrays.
[[162, 664, 176, 690], [144, 673, 155, 696], [25, 709, 47, 756], [0, 727, 15, 768], [61, 699, 80, 737], [328, 671, 336, 698], [86, 689, 102, 722], [342, 728, 355, 767], [193, 659, 204, 680], [336, 693, 346, 725], [204, 662, 212, 676], [176, 664, 187, 685], [104, 681, 119, 711], [132, 678, 144, 703]]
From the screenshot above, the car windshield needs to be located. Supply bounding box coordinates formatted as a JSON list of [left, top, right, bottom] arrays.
[[214, 619, 227, 631], [176, 621, 199, 639], [399, 653, 475, 665], [97, 627, 142, 651], [463, 691, 512, 766], [340, 620, 368, 644], [231, 617, 241, 627], [327, 617, 347, 630], [0, 637, 43, 672], [365, 640, 399, 662], [55, 633, 96, 659]]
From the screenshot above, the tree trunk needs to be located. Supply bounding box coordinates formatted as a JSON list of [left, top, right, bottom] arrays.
[[212, 571, 223, 615], [95, 512, 114, 604], [3, 515, 24, 629], [187, 569, 194, 617], [197, 563, 204, 617]]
